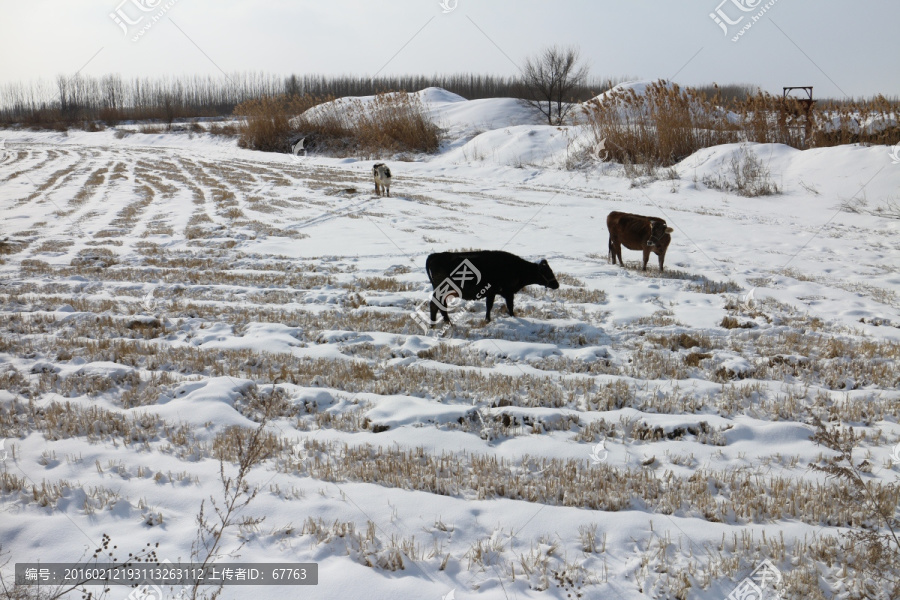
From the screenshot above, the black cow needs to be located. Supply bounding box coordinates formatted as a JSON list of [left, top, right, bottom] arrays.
[[607, 211, 673, 271], [425, 250, 559, 324]]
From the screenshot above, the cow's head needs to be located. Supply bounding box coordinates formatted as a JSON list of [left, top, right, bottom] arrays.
[[538, 259, 560, 289], [646, 220, 673, 248]]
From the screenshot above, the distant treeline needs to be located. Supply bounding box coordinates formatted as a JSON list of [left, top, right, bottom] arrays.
[[0, 72, 764, 129], [0, 72, 889, 129]]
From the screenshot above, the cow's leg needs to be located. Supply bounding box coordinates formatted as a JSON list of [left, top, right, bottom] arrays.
[[658, 249, 666, 271], [430, 295, 451, 325], [429, 295, 439, 324], [608, 237, 614, 264], [642, 247, 651, 271], [484, 293, 495, 322], [504, 294, 515, 317], [614, 242, 624, 267], [386, 185, 390, 198], [375, 182, 381, 196]]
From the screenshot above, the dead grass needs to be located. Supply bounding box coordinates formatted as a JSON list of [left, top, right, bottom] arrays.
[[349, 277, 417, 292], [627, 346, 690, 379], [684, 352, 712, 367], [0, 396, 190, 447], [720, 316, 754, 330], [701, 145, 780, 197], [647, 332, 713, 351], [70, 247, 118, 268], [143, 214, 176, 236], [18, 163, 81, 206], [583, 81, 739, 166], [139, 124, 167, 134], [0, 238, 27, 255], [633, 309, 682, 328], [582, 80, 899, 168], [236, 92, 443, 156], [521, 285, 608, 304], [287, 437, 898, 527], [620, 263, 742, 294]]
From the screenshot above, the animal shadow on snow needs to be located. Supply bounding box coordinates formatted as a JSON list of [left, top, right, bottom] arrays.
[[617, 262, 740, 291], [617, 261, 694, 279], [438, 305, 610, 348]]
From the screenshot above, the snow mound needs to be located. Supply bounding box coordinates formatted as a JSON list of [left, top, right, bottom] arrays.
[[470, 339, 562, 362], [154, 377, 257, 431], [436, 123, 578, 167], [431, 97, 543, 132], [365, 395, 471, 428], [414, 87, 467, 104], [587, 79, 673, 104], [677, 141, 900, 201]]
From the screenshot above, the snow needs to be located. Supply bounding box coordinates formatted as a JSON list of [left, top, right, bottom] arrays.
[[1, 85, 899, 600], [587, 79, 673, 103]]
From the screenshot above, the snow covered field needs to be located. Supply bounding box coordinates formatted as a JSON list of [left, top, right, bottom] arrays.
[[1, 88, 899, 600]]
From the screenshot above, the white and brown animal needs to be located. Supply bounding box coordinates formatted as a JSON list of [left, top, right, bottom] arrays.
[[607, 211, 673, 271], [372, 163, 392, 197]]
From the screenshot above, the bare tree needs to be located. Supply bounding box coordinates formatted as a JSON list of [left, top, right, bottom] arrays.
[[521, 45, 589, 125]]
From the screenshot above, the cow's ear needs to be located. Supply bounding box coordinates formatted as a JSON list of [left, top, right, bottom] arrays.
[[665, 227, 673, 233]]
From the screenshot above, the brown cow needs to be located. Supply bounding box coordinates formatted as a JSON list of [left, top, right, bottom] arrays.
[[607, 211, 673, 271]]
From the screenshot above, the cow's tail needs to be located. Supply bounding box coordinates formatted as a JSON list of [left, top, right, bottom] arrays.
[[425, 255, 436, 285]]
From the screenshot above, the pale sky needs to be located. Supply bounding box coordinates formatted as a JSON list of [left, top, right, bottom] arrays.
[[1, 0, 897, 98]]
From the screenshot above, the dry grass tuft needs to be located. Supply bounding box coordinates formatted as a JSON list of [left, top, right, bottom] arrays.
[[701, 145, 780, 197], [236, 92, 443, 156], [70, 247, 118, 269], [582, 80, 899, 168], [720, 316, 754, 330], [0, 238, 27, 255]]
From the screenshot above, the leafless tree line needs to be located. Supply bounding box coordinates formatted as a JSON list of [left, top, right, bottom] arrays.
[[0, 70, 626, 128]]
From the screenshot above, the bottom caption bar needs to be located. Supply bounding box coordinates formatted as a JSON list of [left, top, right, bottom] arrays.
[[15, 563, 318, 586]]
